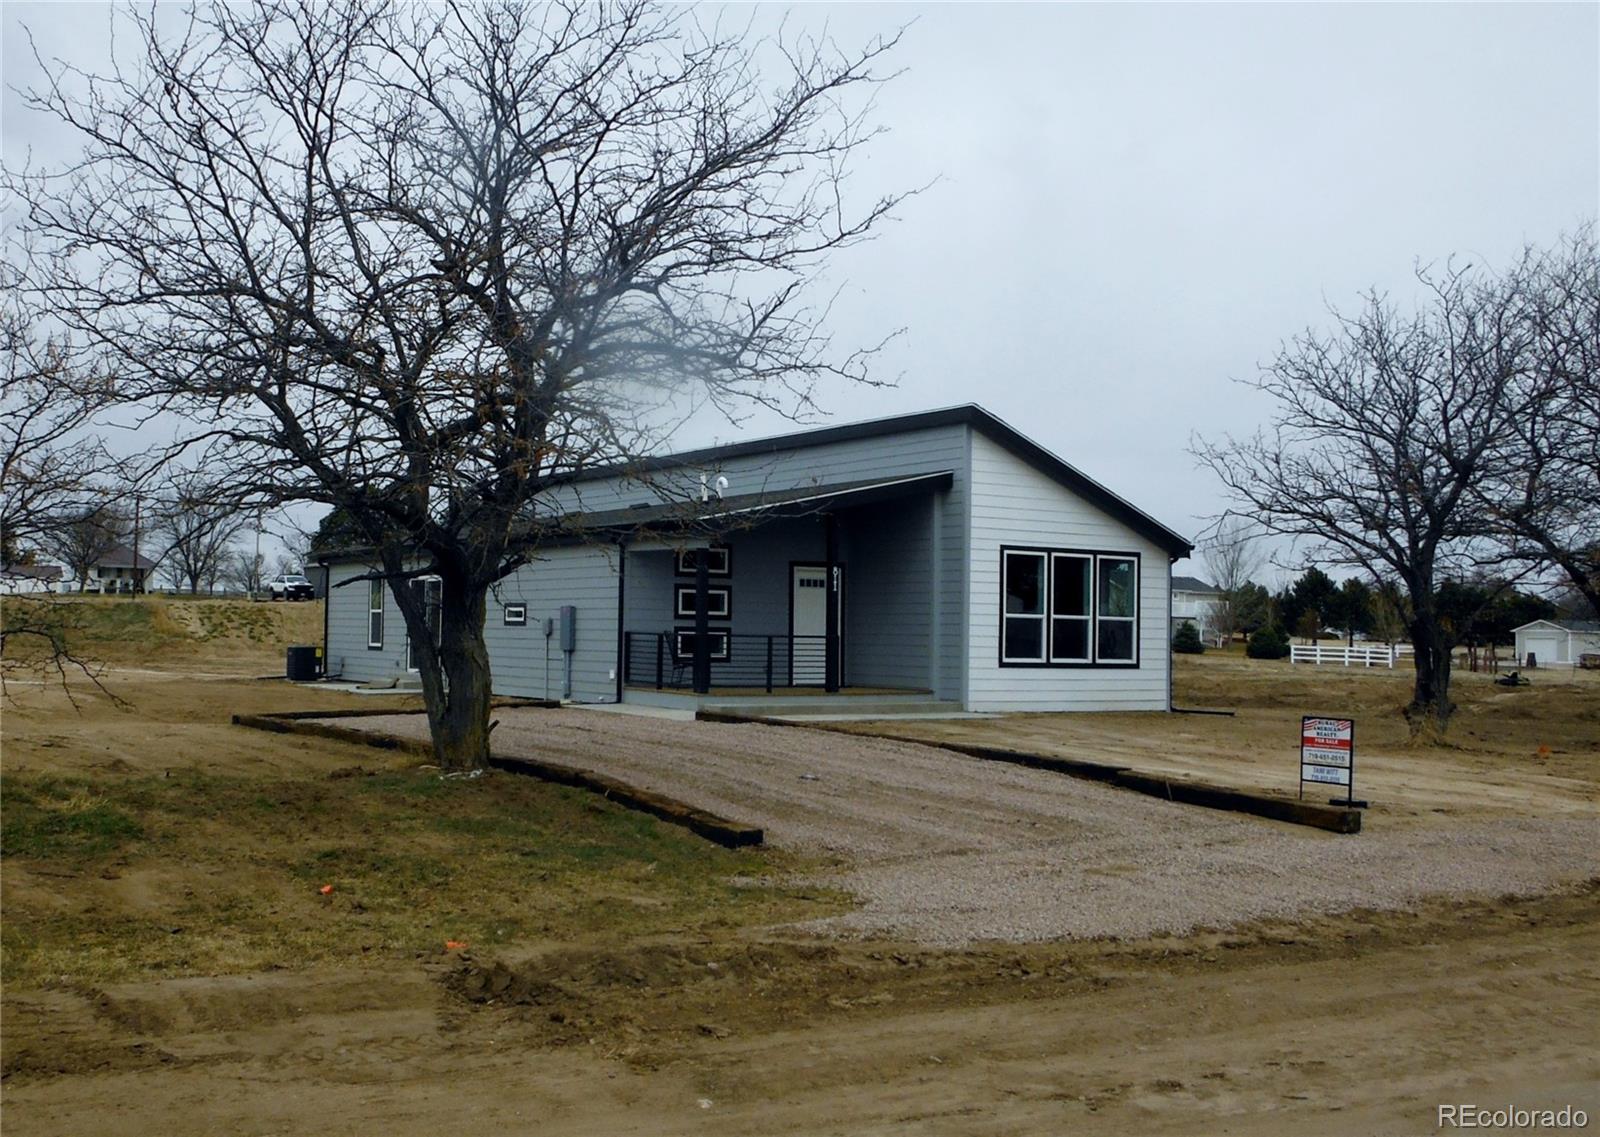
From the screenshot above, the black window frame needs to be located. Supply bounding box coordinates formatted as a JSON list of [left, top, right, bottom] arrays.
[[998, 545, 1141, 669]]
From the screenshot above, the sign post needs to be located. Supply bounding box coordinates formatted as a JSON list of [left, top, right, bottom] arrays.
[[1299, 716, 1366, 808]]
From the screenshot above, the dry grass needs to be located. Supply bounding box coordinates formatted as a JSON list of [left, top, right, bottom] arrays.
[[1, 594, 323, 670], [1, 669, 843, 988]]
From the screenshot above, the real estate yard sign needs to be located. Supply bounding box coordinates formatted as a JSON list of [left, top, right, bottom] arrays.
[[1300, 716, 1356, 805]]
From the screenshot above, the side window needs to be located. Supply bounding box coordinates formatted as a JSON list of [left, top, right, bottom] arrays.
[[1096, 556, 1138, 663], [1001, 550, 1047, 662], [367, 578, 384, 648], [1050, 554, 1092, 662]]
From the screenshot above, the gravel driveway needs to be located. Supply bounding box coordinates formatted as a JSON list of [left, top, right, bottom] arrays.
[[319, 708, 1600, 946]]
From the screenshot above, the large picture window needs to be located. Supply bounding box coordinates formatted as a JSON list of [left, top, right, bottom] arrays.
[[999, 546, 1140, 667]]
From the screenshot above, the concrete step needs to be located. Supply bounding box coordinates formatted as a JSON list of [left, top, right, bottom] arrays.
[[700, 699, 964, 717]]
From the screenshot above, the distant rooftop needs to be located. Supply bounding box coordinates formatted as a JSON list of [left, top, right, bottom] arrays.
[[96, 545, 158, 570]]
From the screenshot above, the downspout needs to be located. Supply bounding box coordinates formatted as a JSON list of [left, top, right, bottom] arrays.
[[319, 559, 331, 679], [1167, 553, 1177, 712], [615, 539, 626, 703]]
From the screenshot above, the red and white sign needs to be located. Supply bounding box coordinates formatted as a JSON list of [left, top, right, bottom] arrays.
[[1301, 717, 1354, 790]]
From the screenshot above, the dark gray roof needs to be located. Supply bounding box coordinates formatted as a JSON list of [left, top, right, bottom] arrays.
[[2, 563, 64, 580], [1171, 575, 1220, 593], [570, 404, 1193, 557], [96, 545, 157, 570]]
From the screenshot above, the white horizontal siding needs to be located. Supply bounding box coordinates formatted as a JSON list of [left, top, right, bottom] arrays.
[[965, 431, 1173, 712]]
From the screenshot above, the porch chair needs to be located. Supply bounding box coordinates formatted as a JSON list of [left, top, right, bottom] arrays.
[[664, 631, 692, 688]]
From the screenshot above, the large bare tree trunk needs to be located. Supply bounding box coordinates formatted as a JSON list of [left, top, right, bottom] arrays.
[[408, 578, 493, 772], [1405, 611, 1455, 739], [430, 595, 494, 771]]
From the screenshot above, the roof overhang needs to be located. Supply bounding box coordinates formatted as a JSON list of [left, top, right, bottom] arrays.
[[545, 470, 956, 542]]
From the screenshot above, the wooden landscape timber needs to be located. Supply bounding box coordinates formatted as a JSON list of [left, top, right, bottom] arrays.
[[231, 705, 765, 849], [696, 711, 1363, 834]]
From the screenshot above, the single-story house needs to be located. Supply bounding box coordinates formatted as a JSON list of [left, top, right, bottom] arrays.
[[0, 563, 65, 595], [85, 546, 158, 593], [319, 405, 1194, 712], [1512, 619, 1600, 667], [1170, 575, 1223, 644]]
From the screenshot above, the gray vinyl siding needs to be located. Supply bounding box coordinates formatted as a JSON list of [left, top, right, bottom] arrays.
[[545, 424, 967, 514], [322, 552, 620, 701], [622, 508, 940, 691], [841, 497, 939, 690], [488, 547, 620, 701], [324, 561, 409, 682], [965, 430, 1173, 712], [321, 417, 1181, 710], [582, 424, 968, 700]]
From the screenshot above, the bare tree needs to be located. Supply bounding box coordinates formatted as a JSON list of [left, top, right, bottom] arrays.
[[224, 546, 268, 596], [1473, 228, 1600, 613], [45, 507, 127, 594], [1200, 518, 1265, 645], [0, 268, 110, 571], [1195, 259, 1534, 737], [12, 1, 906, 766], [153, 469, 252, 594], [0, 263, 119, 696]]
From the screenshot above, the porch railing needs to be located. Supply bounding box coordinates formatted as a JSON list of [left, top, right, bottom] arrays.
[[623, 631, 827, 691]]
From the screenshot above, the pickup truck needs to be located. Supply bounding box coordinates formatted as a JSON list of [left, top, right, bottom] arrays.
[[265, 573, 316, 601]]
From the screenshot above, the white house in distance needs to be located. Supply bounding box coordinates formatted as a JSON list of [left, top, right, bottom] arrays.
[[1171, 576, 1223, 644], [84, 546, 159, 594], [1512, 619, 1600, 667], [318, 405, 1195, 713]]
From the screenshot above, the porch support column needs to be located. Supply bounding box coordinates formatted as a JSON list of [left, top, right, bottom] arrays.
[[692, 551, 711, 693], [825, 513, 840, 692]]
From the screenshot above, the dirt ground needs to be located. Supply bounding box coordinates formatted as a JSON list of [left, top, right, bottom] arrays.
[[836, 653, 1600, 825], [5, 891, 1597, 1136], [3, 645, 1598, 1135]]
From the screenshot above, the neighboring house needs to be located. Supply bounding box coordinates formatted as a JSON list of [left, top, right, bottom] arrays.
[[1170, 575, 1223, 644], [319, 405, 1194, 712], [0, 563, 65, 595], [86, 546, 159, 593], [1512, 619, 1600, 667]]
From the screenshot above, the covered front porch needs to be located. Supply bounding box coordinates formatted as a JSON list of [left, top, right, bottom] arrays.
[[602, 470, 958, 704]]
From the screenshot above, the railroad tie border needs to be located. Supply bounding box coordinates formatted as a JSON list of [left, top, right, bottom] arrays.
[[231, 709, 764, 849], [697, 710, 1361, 835]]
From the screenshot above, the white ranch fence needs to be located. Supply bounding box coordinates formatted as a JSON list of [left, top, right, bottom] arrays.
[[1289, 643, 1412, 668]]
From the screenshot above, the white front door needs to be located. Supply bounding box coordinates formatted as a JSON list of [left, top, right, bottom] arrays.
[[790, 565, 837, 684]]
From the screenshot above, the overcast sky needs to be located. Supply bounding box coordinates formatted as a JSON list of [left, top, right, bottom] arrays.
[[4, 2, 1597, 579]]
